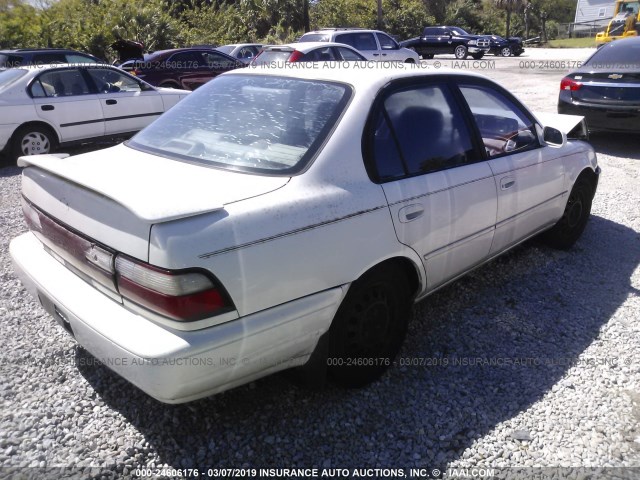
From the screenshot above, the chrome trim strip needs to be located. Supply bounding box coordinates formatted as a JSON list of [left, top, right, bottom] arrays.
[[387, 174, 494, 207], [198, 205, 388, 258], [423, 225, 495, 260], [495, 191, 567, 228]]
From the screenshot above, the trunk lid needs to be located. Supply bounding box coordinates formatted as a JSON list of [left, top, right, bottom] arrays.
[[19, 143, 289, 260], [568, 71, 640, 106]]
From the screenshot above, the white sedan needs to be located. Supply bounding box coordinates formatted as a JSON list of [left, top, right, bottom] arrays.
[[0, 64, 189, 162], [10, 65, 599, 403]]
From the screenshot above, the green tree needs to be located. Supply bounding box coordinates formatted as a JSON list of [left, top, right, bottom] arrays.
[[0, 0, 44, 48], [493, 0, 525, 37]]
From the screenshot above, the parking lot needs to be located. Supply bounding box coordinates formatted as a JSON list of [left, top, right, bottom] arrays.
[[1, 48, 639, 476]]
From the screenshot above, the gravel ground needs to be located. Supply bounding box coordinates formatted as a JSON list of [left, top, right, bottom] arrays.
[[1, 48, 639, 477]]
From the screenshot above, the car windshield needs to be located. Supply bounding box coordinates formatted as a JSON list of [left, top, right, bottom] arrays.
[[450, 27, 469, 35], [0, 68, 28, 92], [129, 74, 351, 175], [585, 41, 640, 68]]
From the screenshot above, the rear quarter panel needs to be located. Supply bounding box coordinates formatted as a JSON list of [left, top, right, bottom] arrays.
[[148, 97, 426, 317]]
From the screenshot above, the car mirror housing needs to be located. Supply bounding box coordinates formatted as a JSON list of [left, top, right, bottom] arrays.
[[543, 126, 566, 148]]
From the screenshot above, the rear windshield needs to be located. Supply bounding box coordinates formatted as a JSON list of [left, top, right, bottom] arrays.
[[586, 41, 640, 68], [252, 50, 293, 66], [0, 54, 23, 68], [0, 68, 28, 92], [129, 74, 352, 175], [299, 33, 330, 42]]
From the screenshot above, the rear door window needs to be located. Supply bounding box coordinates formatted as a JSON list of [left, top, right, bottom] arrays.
[[65, 53, 98, 64], [367, 83, 478, 181], [31, 69, 92, 97], [32, 53, 68, 65]]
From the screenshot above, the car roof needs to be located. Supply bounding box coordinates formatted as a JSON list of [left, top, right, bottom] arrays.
[[263, 42, 359, 53], [233, 63, 487, 88], [17, 63, 117, 72], [0, 48, 92, 54], [304, 28, 386, 35]]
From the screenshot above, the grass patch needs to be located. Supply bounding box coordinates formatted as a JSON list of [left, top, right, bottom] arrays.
[[547, 37, 598, 48]]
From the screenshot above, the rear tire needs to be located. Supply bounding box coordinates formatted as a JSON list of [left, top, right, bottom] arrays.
[[540, 177, 593, 249], [423, 54, 434, 59], [471, 52, 484, 60], [10, 124, 57, 163], [500, 46, 512, 57], [327, 264, 411, 388]]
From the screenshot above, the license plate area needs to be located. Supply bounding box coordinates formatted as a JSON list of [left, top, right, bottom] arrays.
[[38, 292, 75, 338]]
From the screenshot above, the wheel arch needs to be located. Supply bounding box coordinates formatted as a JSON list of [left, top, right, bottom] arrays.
[[355, 255, 423, 302], [11, 120, 60, 145], [575, 166, 599, 199]]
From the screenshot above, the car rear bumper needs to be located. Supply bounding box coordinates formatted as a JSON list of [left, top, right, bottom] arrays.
[[10, 232, 344, 404], [558, 98, 640, 133]]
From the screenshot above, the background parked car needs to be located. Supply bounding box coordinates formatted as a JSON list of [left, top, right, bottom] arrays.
[[215, 44, 263, 64], [298, 28, 420, 63], [485, 34, 524, 57], [251, 42, 366, 65], [127, 47, 244, 90], [558, 36, 640, 133], [0, 48, 101, 68], [0, 64, 189, 163], [400, 26, 490, 60]]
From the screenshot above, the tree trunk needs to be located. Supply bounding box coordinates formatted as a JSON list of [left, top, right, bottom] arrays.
[[303, 0, 309, 32], [377, 0, 383, 30], [506, 6, 512, 37]]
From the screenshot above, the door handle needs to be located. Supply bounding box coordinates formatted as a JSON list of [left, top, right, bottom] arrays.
[[41, 105, 54, 111], [398, 204, 424, 223], [106, 99, 117, 105], [500, 177, 516, 190], [373, 53, 380, 56]]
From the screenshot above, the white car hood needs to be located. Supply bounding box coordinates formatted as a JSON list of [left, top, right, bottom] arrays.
[[18, 144, 289, 223]]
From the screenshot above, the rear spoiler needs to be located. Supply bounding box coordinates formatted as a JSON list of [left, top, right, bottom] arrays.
[[534, 112, 589, 141]]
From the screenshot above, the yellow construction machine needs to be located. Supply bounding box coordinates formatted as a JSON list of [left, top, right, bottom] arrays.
[[595, 0, 640, 44]]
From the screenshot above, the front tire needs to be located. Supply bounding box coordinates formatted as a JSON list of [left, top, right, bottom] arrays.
[[327, 264, 411, 387], [541, 177, 594, 249], [500, 46, 512, 57], [10, 125, 57, 162], [471, 52, 484, 60], [454, 45, 468, 59]]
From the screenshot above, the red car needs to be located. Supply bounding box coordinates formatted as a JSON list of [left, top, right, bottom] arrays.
[[128, 47, 244, 90]]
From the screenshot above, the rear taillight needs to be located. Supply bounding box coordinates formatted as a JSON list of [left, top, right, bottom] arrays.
[[115, 255, 233, 321], [560, 76, 582, 91], [288, 50, 304, 63]]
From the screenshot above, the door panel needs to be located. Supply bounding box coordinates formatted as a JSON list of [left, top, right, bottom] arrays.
[[31, 69, 104, 142], [489, 148, 566, 252], [382, 163, 497, 288], [368, 82, 497, 290], [457, 83, 566, 254], [86, 68, 164, 135]]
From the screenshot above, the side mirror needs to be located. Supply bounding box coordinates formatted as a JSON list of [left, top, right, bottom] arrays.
[[543, 126, 566, 148]]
